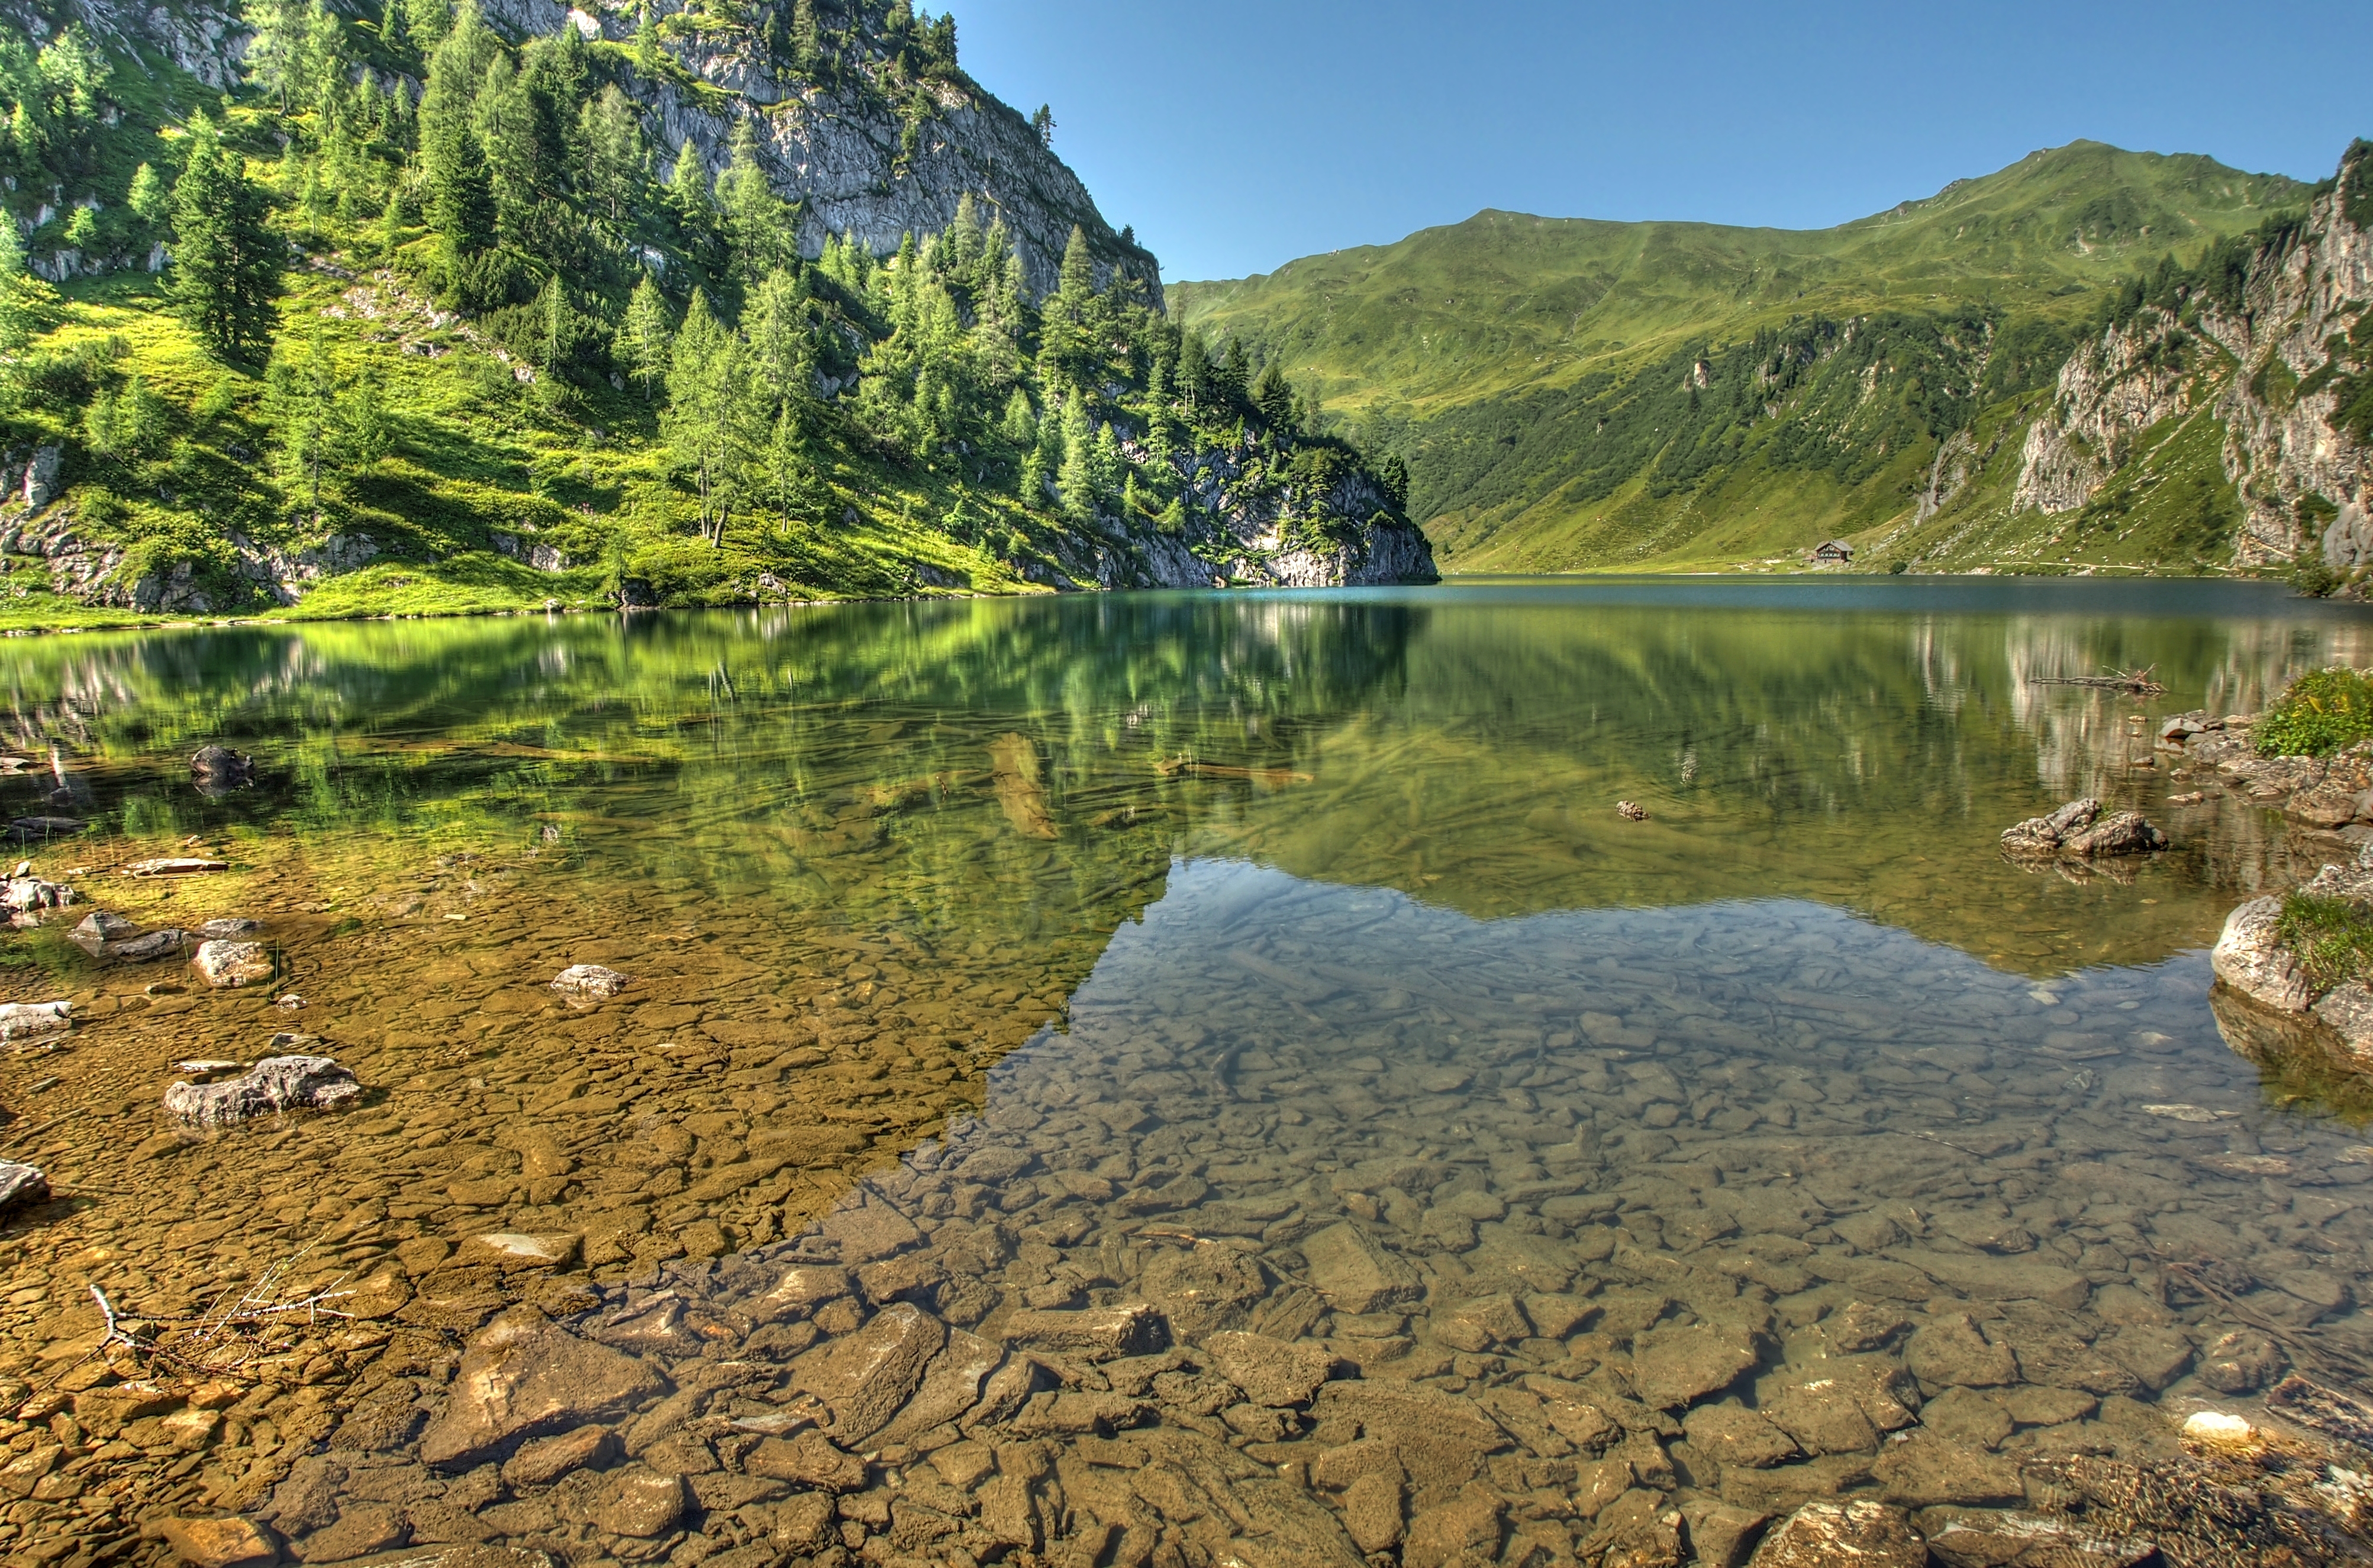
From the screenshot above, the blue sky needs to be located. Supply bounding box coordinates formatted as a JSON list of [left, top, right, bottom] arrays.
[[950, 0, 2373, 283]]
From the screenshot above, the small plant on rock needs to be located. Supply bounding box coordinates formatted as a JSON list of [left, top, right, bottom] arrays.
[[2256, 667, 2373, 757], [2275, 891, 2373, 991]]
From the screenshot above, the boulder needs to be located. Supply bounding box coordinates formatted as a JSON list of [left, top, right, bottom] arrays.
[[589, 1469, 687, 1538], [1748, 1501, 1925, 1567], [0, 875, 75, 921], [163, 1056, 362, 1125], [191, 940, 273, 988], [0, 1162, 47, 1212], [878, 1328, 1004, 1444], [2211, 896, 2316, 1012], [1300, 1222, 1423, 1315], [1140, 1243, 1269, 1337], [418, 1309, 670, 1469], [2059, 811, 2167, 857], [75, 910, 136, 943], [104, 928, 191, 963], [189, 747, 255, 788], [2000, 798, 2100, 854], [502, 1424, 618, 1488], [552, 963, 628, 998], [787, 1300, 946, 1444]]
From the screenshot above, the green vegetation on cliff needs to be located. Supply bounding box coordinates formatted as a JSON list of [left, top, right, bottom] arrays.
[[1173, 142, 2313, 573], [0, 1, 1411, 626]]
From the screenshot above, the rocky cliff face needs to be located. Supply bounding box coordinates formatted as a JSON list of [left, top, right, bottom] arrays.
[[2011, 143, 2371, 570], [12, 0, 1156, 301]]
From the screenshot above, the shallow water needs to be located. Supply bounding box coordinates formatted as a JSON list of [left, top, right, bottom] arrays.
[[4, 579, 2373, 1567]]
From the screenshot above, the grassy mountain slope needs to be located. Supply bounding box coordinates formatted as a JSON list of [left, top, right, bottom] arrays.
[[1172, 143, 2312, 572]]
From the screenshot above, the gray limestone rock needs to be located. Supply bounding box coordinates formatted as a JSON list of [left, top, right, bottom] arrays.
[[0, 1163, 48, 1213], [162, 1055, 362, 1125], [2211, 896, 2317, 1012]]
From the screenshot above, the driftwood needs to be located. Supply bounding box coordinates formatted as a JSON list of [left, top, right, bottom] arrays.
[[2030, 664, 2166, 696]]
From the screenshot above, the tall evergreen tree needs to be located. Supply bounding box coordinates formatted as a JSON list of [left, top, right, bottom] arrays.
[[617, 273, 672, 400], [0, 222, 30, 355], [167, 116, 279, 361]]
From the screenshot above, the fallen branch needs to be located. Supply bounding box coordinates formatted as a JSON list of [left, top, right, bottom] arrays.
[[2030, 664, 2166, 695]]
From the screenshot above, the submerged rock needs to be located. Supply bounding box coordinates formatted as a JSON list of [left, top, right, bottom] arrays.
[[0, 874, 75, 924], [189, 746, 256, 790], [1749, 1501, 1926, 1566], [162, 1055, 362, 1125], [552, 963, 629, 998], [126, 857, 230, 877], [418, 1308, 670, 1468]]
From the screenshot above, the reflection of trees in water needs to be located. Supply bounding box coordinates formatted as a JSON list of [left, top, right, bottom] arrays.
[[2, 592, 2370, 974]]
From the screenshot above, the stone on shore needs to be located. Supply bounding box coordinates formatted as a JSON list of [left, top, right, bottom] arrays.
[[2211, 896, 2316, 1012], [418, 1309, 670, 1468], [163, 1055, 362, 1125]]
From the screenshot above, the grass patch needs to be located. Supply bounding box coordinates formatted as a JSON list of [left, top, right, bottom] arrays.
[[2275, 891, 2373, 992], [2257, 667, 2373, 758]]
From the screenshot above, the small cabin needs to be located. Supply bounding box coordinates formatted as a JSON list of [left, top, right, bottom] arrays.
[[1809, 540, 1855, 566]]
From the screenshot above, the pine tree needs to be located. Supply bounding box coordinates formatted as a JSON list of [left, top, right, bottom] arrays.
[[662, 289, 756, 545], [0, 222, 30, 355], [719, 118, 789, 287], [340, 359, 391, 470], [1056, 394, 1094, 522], [577, 85, 648, 232], [267, 325, 340, 516], [666, 137, 717, 265], [617, 272, 672, 400], [1030, 104, 1053, 147], [167, 116, 279, 362], [633, 5, 660, 76], [242, 0, 305, 111], [473, 53, 538, 245], [126, 162, 168, 233]]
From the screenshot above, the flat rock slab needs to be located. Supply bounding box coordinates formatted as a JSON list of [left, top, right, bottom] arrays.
[[1000, 1302, 1166, 1360], [744, 1431, 868, 1491], [419, 1309, 670, 1468], [1632, 1323, 1762, 1409], [1896, 1252, 2091, 1311], [1749, 1501, 1926, 1567], [461, 1231, 582, 1270], [162, 1055, 362, 1126], [820, 1194, 923, 1262], [789, 1300, 946, 1444], [1872, 1434, 2024, 1507], [128, 857, 229, 876], [1205, 1330, 1337, 1409], [1301, 1221, 1423, 1315]]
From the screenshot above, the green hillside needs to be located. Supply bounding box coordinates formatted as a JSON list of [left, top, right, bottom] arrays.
[[1171, 142, 2313, 571]]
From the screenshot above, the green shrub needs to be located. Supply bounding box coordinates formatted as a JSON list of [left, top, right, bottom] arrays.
[[2257, 666, 2373, 756], [2276, 891, 2373, 991]]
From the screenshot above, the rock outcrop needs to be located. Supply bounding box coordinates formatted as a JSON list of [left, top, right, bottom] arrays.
[[1999, 798, 2167, 859], [2011, 141, 2371, 572]]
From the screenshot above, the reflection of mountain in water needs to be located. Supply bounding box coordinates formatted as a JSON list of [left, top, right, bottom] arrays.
[[2, 583, 2370, 977]]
